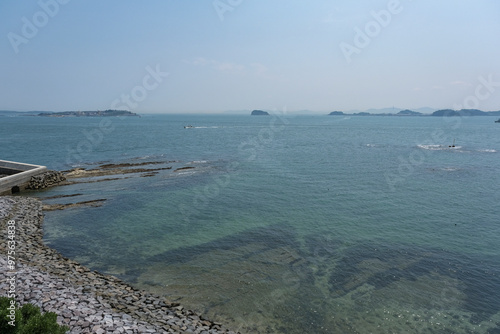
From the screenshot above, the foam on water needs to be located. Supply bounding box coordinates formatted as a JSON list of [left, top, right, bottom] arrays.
[[417, 144, 463, 151]]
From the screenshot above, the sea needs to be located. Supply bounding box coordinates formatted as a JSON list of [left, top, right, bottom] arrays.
[[2, 113, 500, 333]]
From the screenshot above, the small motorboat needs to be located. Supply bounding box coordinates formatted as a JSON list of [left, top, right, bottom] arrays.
[[495, 118, 500, 123], [184, 125, 194, 129]]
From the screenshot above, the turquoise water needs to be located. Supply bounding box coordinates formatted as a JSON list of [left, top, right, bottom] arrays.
[[2, 114, 500, 333]]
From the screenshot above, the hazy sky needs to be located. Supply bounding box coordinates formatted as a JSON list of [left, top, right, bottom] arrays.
[[1, 0, 499, 113]]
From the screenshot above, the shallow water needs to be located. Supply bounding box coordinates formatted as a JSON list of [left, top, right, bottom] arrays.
[[3, 114, 500, 333]]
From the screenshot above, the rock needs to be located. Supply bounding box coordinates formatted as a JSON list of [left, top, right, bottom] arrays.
[[251, 109, 270, 116], [174, 166, 195, 172], [26, 170, 66, 190]]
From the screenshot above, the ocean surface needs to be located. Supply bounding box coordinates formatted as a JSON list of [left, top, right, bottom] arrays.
[[2, 113, 500, 333]]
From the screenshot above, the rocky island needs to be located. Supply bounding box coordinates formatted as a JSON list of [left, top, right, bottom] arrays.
[[328, 108, 500, 117], [397, 109, 423, 116], [251, 110, 269, 116], [431, 109, 500, 117], [38, 110, 139, 117]]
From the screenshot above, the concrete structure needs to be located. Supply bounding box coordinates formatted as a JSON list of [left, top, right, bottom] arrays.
[[0, 160, 47, 195]]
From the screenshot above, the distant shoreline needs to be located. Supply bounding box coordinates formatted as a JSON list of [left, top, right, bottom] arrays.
[[328, 109, 500, 117], [1, 108, 500, 117], [37, 110, 139, 117]]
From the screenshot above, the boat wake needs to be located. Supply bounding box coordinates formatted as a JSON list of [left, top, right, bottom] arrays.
[[417, 144, 462, 151], [187, 160, 208, 164], [185, 126, 221, 129], [418, 145, 497, 153], [441, 167, 460, 171]]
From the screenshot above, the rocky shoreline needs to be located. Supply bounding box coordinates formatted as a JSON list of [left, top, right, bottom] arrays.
[[0, 196, 239, 333]]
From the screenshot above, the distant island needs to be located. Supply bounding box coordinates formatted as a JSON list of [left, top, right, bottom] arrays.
[[38, 110, 139, 117], [398, 109, 423, 116], [251, 110, 270, 116], [328, 110, 422, 116], [328, 109, 500, 117], [430, 109, 500, 117]]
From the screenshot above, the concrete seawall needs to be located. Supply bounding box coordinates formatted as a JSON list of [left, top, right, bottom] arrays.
[[0, 160, 47, 195]]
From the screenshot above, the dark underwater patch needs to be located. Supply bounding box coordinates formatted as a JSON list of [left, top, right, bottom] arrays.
[[328, 241, 500, 325], [45, 234, 90, 259], [304, 234, 339, 258], [148, 222, 300, 265], [487, 325, 500, 334]]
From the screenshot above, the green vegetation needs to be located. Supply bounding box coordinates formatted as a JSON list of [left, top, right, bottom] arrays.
[[0, 297, 69, 334]]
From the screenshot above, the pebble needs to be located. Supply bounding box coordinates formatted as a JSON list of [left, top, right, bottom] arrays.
[[0, 196, 240, 333]]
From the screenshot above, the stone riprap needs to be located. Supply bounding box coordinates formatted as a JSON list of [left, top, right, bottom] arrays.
[[0, 196, 239, 334], [25, 170, 67, 190]]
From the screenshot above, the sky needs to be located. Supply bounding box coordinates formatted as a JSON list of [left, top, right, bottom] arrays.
[[1, 0, 499, 114]]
